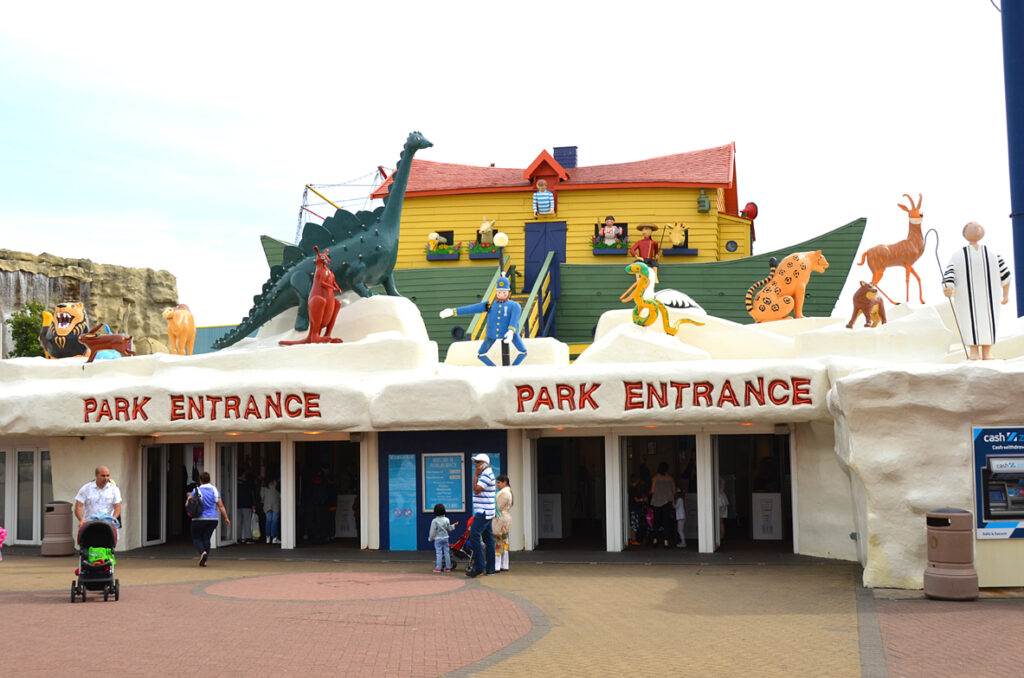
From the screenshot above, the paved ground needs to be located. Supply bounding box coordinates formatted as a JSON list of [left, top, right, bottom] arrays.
[[1, 546, 1021, 677]]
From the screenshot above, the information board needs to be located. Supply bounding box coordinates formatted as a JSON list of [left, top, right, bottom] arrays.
[[387, 454, 417, 550], [422, 453, 465, 513]]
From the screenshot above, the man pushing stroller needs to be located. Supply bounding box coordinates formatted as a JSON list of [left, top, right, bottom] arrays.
[[74, 466, 121, 529]]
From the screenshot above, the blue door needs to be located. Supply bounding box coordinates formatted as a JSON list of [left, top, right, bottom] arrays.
[[523, 221, 566, 294]]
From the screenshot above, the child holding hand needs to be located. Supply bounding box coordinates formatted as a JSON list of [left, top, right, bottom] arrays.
[[428, 504, 458, 573]]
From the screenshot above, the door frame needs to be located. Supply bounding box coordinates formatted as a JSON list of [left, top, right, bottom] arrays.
[[142, 444, 168, 546]]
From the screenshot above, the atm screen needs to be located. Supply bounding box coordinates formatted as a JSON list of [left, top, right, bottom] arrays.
[[990, 489, 1005, 502]]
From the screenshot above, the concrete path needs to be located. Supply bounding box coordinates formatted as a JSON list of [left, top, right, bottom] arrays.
[[1, 548, 1020, 677]]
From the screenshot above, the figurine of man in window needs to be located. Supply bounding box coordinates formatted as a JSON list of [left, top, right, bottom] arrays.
[[440, 275, 527, 366], [532, 179, 555, 217]]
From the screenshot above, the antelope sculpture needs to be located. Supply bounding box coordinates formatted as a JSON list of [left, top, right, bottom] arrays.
[[857, 193, 926, 304]]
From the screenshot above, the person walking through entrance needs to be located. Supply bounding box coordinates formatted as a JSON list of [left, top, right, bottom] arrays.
[[649, 463, 676, 548], [186, 471, 230, 567], [236, 471, 257, 544], [467, 453, 496, 577], [673, 488, 687, 548], [74, 466, 122, 527], [262, 478, 281, 544], [492, 474, 513, 572]]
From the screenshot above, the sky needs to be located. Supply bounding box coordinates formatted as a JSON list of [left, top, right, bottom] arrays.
[[0, 1, 1016, 326]]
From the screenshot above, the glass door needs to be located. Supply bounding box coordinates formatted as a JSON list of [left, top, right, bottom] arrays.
[[712, 437, 722, 551], [13, 449, 51, 544], [217, 443, 237, 545], [0, 451, 6, 533], [143, 445, 167, 546]]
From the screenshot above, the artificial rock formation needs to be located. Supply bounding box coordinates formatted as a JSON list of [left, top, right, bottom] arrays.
[[0, 249, 178, 356]]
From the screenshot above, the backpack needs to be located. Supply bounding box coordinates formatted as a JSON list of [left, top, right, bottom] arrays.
[[187, 488, 205, 518]]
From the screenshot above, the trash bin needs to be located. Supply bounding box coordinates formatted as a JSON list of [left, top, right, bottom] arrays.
[[923, 507, 978, 600], [41, 501, 75, 556]]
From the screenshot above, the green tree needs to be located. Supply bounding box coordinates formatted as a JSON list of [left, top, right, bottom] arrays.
[[4, 301, 46, 358]]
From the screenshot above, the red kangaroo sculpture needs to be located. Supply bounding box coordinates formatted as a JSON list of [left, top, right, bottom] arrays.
[[80, 326, 135, 363], [857, 193, 926, 305], [279, 246, 343, 346]]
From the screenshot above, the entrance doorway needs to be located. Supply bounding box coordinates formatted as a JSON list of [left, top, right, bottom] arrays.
[[294, 440, 359, 547], [623, 435, 697, 549], [713, 433, 791, 553], [142, 442, 205, 547], [535, 436, 604, 549]]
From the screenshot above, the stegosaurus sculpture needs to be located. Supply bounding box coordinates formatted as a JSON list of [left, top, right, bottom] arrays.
[[214, 131, 432, 350]]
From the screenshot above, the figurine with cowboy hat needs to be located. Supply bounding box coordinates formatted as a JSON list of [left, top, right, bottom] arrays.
[[629, 223, 661, 285], [440, 274, 527, 366]]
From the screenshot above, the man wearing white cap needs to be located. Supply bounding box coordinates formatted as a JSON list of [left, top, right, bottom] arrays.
[[466, 453, 496, 577]]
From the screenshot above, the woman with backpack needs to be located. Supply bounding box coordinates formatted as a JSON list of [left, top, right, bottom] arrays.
[[186, 471, 230, 567]]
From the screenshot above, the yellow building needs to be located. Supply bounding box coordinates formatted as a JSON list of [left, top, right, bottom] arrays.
[[372, 143, 756, 292]]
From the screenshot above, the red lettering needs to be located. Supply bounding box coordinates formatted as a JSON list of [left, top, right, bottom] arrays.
[[224, 396, 241, 419], [132, 397, 150, 421], [83, 398, 97, 423], [647, 382, 667, 408], [693, 382, 713, 407], [768, 379, 790, 405], [304, 392, 321, 418], [791, 378, 812, 405], [244, 396, 261, 419], [556, 384, 576, 411], [114, 397, 130, 421], [516, 385, 535, 413], [670, 382, 691, 408], [96, 399, 112, 422], [744, 378, 765, 406], [170, 395, 185, 421], [624, 381, 643, 410], [265, 392, 282, 418], [717, 380, 739, 408], [284, 394, 303, 417], [187, 396, 204, 420], [578, 383, 600, 410], [532, 386, 555, 412], [206, 396, 222, 420]]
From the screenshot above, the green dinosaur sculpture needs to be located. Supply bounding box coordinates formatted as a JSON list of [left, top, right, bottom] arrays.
[[213, 131, 432, 350]]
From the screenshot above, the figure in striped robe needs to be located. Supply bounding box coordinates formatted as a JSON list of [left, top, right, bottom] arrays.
[[942, 222, 1011, 360]]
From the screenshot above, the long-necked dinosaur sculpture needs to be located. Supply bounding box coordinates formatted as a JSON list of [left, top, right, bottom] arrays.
[[213, 131, 432, 350]]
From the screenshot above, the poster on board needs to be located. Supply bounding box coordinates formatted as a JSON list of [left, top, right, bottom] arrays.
[[388, 454, 417, 550], [423, 453, 465, 513], [973, 426, 1024, 539]]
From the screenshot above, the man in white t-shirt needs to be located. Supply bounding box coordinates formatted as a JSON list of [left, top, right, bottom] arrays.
[[74, 466, 122, 524]]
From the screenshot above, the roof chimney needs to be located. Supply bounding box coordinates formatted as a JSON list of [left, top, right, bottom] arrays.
[[552, 146, 577, 169]]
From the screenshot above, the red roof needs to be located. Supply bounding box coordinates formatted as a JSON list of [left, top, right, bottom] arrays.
[[371, 143, 736, 198]]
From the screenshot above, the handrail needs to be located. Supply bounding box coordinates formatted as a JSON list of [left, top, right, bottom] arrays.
[[517, 251, 556, 337], [468, 255, 511, 341]]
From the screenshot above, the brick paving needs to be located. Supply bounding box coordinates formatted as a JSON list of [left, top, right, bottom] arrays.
[[875, 596, 1024, 678], [0, 548, 1020, 677]]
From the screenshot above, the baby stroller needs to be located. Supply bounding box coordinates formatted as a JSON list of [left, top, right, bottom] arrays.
[[70, 518, 119, 603], [448, 514, 475, 572]]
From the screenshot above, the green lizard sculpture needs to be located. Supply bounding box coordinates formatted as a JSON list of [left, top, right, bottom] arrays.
[[214, 131, 432, 350]]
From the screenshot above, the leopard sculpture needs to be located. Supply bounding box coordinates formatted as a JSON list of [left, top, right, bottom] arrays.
[[745, 250, 829, 323]]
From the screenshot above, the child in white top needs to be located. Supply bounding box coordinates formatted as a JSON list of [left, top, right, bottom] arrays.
[[673, 489, 686, 548], [428, 504, 459, 573]]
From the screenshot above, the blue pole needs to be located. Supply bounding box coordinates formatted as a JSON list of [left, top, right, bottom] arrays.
[[1003, 1, 1024, 314]]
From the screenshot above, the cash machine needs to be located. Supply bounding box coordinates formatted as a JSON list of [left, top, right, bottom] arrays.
[[981, 456, 1024, 521]]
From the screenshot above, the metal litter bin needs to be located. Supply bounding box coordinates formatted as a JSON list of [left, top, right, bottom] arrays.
[[41, 501, 75, 556], [923, 507, 978, 600]]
